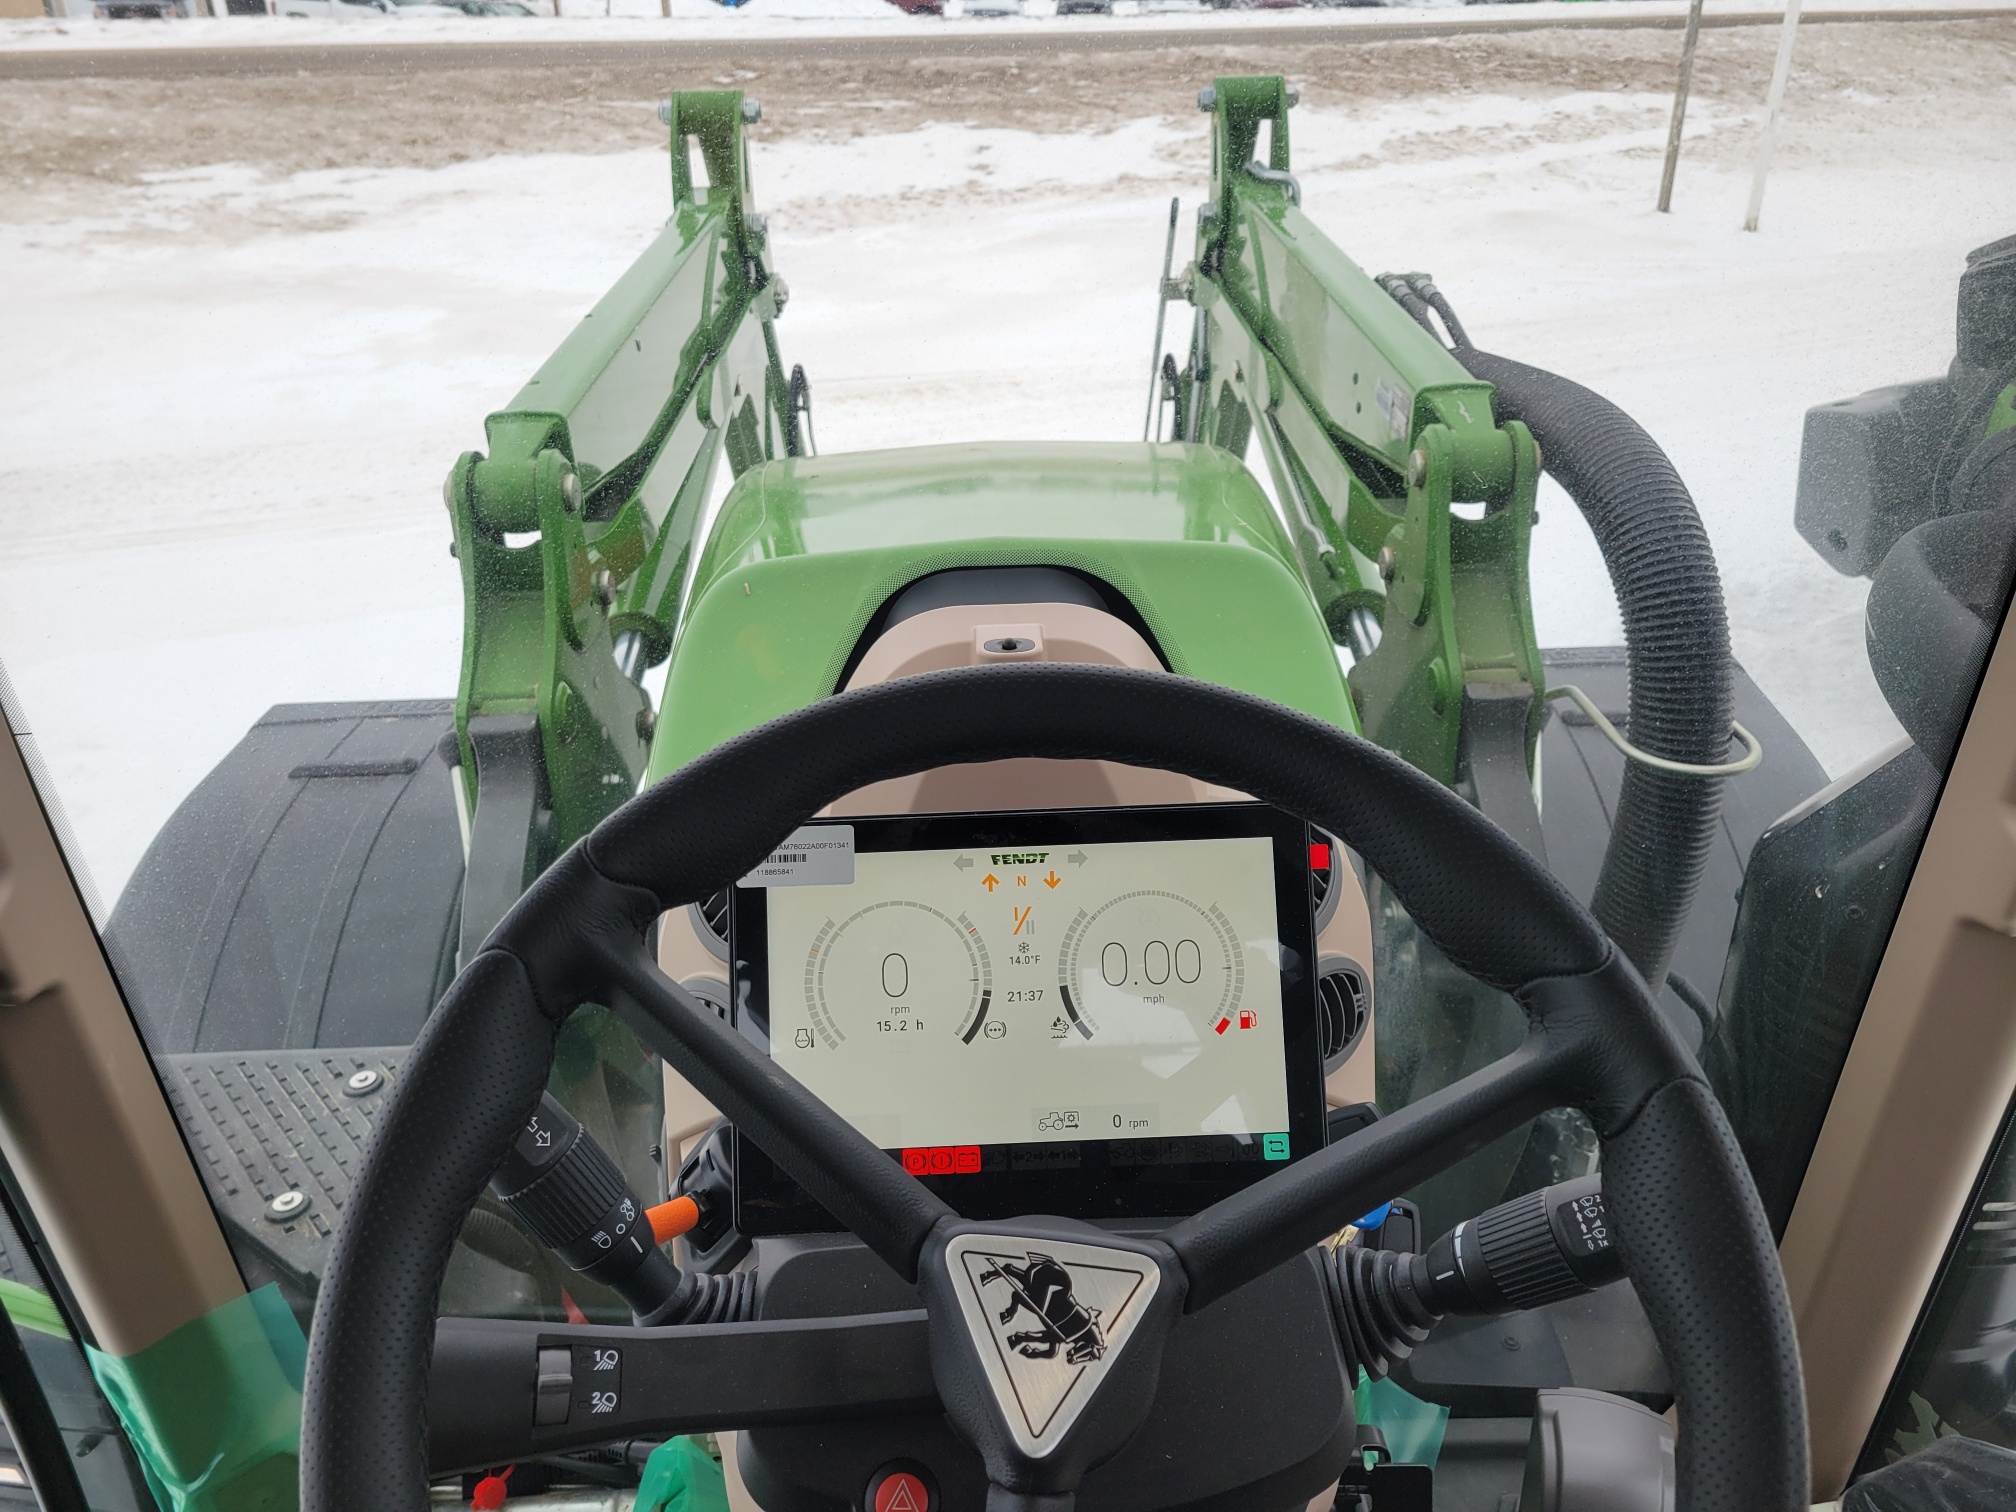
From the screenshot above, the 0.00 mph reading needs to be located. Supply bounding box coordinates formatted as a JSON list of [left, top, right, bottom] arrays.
[[1057, 890, 1244, 1039], [1099, 939, 1203, 986]]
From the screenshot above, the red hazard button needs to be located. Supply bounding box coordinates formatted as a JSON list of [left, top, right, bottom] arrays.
[[867, 1467, 934, 1512]]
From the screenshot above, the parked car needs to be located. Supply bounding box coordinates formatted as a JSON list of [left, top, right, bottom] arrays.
[[278, 0, 475, 16], [278, 0, 395, 15]]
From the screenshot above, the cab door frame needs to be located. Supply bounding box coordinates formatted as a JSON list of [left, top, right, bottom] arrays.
[[1780, 605, 2016, 1496], [0, 679, 245, 1363]]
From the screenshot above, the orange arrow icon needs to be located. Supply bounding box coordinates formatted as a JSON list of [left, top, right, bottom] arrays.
[[1043, 870, 1061, 889], [981, 874, 999, 892]]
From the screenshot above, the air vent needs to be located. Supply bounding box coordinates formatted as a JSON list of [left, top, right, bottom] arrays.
[[1317, 958, 1369, 1074], [690, 890, 732, 961], [680, 976, 732, 1023]]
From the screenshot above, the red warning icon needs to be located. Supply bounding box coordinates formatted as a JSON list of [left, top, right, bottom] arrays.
[[873, 1472, 930, 1512]]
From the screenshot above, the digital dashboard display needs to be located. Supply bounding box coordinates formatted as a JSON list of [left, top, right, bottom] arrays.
[[729, 804, 1324, 1230]]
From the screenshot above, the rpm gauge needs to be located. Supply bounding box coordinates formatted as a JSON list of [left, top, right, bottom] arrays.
[[802, 901, 993, 1048], [1056, 890, 1245, 1041]]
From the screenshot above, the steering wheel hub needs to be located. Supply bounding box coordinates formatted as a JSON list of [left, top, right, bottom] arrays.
[[922, 1223, 1183, 1498]]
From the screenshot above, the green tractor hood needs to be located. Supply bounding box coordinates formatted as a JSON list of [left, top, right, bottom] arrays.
[[645, 439, 1359, 778]]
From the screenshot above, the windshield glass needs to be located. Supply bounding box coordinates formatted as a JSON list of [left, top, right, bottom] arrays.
[[2, 2, 2012, 1505]]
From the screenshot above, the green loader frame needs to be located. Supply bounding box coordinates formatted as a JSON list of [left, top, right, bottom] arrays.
[[446, 75, 1550, 931]]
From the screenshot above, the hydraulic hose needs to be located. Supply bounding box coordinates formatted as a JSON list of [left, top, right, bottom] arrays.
[[1457, 344, 1733, 988], [1380, 276, 1735, 988]]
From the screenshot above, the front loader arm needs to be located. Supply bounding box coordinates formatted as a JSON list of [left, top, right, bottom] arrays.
[[445, 90, 800, 953], [1178, 77, 1544, 836]]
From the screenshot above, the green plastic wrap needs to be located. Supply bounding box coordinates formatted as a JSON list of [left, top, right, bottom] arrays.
[[1355, 1372, 1449, 1467], [84, 1284, 306, 1512], [0, 1276, 69, 1339], [636, 1438, 731, 1512]]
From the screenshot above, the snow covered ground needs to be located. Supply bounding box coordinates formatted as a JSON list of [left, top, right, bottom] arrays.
[[2, 0, 2009, 52], [1, 19, 2011, 901]]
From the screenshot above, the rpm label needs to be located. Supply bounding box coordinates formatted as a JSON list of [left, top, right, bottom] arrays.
[[802, 900, 993, 1048]]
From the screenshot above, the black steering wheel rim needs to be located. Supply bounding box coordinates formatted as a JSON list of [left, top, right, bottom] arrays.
[[301, 663, 1807, 1512]]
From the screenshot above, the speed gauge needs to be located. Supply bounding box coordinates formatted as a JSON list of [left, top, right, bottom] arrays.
[[802, 900, 993, 1048], [1056, 889, 1245, 1040]]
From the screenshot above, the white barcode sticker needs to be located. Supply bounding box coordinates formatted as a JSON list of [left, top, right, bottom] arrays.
[[740, 825, 855, 888]]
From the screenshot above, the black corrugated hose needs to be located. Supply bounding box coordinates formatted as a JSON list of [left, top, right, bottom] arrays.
[[1379, 275, 1735, 991]]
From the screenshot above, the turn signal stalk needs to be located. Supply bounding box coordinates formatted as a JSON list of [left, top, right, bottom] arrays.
[[489, 1093, 750, 1325]]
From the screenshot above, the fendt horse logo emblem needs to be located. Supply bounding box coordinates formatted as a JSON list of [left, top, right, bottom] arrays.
[[944, 1233, 1160, 1459], [979, 1251, 1108, 1364]]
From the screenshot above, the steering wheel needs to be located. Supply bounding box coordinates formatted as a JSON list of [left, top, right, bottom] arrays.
[[300, 664, 1808, 1512]]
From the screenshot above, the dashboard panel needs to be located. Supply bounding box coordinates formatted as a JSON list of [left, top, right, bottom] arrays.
[[728, 803, 1326, 1231]]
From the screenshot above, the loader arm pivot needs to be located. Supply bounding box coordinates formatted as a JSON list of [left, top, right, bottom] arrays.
[[445, 90, 803, 950], [1177, 76, 1545, 811]]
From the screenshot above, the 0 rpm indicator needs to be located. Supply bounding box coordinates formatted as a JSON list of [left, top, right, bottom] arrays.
[[1056, 889, 1244, 1040], [802, 900, 993, 1048]]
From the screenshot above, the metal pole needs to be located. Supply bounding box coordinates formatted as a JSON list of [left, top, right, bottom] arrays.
[[1657, 0, 1707, 213], [1745, 0, 1806, 232], [1143, 197, 1180, 443]]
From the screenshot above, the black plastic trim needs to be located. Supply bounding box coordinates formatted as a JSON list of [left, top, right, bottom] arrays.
[[0, 1302, 89, 1512], [427, 1312, 936, 1473]]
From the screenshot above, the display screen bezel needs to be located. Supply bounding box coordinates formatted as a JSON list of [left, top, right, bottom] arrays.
[[728, 802, 1326, 1234]]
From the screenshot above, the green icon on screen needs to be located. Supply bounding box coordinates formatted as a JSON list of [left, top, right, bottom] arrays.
[[1262, 1133, 1290, 1161]]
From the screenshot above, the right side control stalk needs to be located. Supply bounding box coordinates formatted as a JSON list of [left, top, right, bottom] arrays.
[[488, 1093, 754, 1326], [1321, 1174, 1622, 1380]]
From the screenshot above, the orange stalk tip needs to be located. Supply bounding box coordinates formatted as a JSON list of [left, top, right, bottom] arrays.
[[647, 1195, 700, 1245]]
